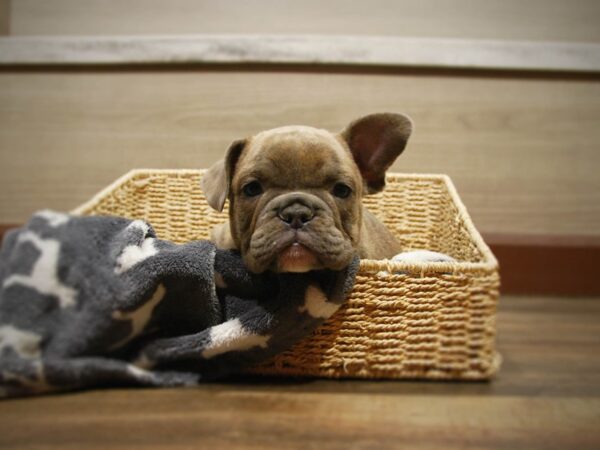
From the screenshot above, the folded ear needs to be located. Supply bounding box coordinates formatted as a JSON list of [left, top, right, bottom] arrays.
[[341, 113, 413, 194], [201, 139, 246, 211]]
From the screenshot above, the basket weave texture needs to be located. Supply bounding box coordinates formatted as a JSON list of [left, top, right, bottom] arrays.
[[73, 169, 500, 380]]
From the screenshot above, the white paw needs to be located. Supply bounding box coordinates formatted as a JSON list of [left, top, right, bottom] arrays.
[[377, 250, 456, 277], [391, 250, 456, 264]]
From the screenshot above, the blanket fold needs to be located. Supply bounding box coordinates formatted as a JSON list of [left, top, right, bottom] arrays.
[[0, 210, 358, 398]]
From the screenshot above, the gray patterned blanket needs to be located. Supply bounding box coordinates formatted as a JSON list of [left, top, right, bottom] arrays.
[[0, 211, 358, 398]]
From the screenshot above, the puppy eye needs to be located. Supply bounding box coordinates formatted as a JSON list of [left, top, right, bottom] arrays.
[[242, 181, 263, 197], [332, 183, 352, 199]]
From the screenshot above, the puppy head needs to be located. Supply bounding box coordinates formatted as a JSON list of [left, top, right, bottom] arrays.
[[202, 112, 412, 273]]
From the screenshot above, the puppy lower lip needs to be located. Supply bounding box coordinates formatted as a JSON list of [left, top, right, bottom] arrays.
[[277, 242, 319, 272], [282, 242, 311, 257]]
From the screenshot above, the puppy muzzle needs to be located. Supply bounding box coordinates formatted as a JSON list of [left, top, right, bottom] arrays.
[[245, 192, 354, 273]]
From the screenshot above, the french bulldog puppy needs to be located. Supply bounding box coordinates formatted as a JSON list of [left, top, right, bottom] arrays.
[[201, 113, 412, 273]]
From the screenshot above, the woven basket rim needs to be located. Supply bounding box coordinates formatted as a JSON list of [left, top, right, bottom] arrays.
[[72, 168, 498, 275]]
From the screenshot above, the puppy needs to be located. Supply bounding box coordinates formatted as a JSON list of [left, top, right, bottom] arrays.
[[201, 113, 412, 273]]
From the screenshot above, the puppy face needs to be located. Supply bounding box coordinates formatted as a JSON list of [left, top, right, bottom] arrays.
[[229, 127, 362, 273], [202, 113, 412, 273]]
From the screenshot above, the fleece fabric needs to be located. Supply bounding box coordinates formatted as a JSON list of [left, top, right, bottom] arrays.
[[0, 211, 358, 397]]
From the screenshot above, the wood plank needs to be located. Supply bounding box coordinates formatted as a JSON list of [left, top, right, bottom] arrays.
[[0, 393, 597, 449], [0, 69, 599, 236], [2, 35, 599, 73], [9, 0, 600, 44], [0, 296, 598, 450]]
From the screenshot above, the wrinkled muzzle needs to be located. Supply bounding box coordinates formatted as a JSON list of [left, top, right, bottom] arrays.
[[244, 192, 356, 273]]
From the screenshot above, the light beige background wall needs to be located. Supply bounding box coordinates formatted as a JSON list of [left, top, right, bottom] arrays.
[[1, 69, 598, 236], [9, 0, 600, 43], [1, 0, 599, 238]]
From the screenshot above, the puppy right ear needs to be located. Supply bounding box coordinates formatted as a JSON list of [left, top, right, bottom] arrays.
[[341, 113, 413, 194], [201, 139, 246, 212]]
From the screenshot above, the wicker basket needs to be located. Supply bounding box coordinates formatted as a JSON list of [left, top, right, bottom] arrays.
[[73, 169, 500, 380]]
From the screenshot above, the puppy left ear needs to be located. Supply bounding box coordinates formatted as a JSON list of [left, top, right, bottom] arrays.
[[201, 139, 246, 211], [341, 112, 413, 194]]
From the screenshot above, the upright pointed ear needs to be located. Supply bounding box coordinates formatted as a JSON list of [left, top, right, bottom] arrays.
[[201, 139, 247, 211], [341, 113, 413, 194]]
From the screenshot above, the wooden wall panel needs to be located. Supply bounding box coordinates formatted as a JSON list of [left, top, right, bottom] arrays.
[[0, 0, 9, 35], [0, 69, 599, 237], [9, 0, 600, 43]]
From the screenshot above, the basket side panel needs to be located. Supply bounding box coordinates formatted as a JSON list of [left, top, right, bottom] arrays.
[[362, 178, 442, 252], [363, 176, 486, 263], [251, 268, 500, 380], [77, 171, 229, 243], [433, 180, 488, 264]]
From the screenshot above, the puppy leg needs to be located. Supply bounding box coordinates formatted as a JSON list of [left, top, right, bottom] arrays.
[[210, 222, 237, 250]]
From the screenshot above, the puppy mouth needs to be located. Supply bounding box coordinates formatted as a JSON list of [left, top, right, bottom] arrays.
[[277, 241, 321, 273], [246, 217, 355, 274]]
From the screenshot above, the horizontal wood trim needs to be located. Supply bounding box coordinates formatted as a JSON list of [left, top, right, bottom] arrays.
[[1, 224, 597, 296], [484, 234, 600, 296], [484, 233, 600, 248], [1, 35, 599, 73]]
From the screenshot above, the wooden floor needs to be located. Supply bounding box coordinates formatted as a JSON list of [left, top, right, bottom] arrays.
[[0, 295, 598, 450]]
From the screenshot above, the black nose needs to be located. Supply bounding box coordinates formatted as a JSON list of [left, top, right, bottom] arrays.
[[278, 203, 314, 229]]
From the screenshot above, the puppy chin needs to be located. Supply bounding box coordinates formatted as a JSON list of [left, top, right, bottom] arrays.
[[245, 228, 355, 273], [276, 243, 322, 273]]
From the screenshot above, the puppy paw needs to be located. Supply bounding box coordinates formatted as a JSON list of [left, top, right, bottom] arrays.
[[391, 250, 456, 264], [377, 250, 456, 277]]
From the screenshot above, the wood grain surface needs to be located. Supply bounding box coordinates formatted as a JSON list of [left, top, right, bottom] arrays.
[[3, 35, 600, 73], [9, 0, 600, 43], [0, 68, 599, 236], [0, 0, 9, 35], [0, 295, 598, 450]]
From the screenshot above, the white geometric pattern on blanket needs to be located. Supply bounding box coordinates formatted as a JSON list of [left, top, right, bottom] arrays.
[[114, 221, 158, 274], [34, 210, 70, 227], [0, 324, 42, 359], [0, 310, 49, 396], [125, 363, 159, 383], [2, 231, 78, 308], [298, 284, 340, 318], [110, 283, 166, 350], [202, 318, 271, 359]]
